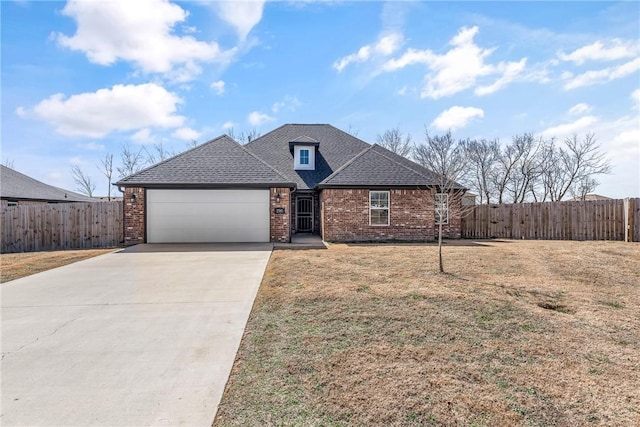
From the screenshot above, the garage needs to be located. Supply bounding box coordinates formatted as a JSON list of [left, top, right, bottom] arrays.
[[146, 189, 270, 243]]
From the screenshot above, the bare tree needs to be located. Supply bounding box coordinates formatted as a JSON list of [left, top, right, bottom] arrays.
[[71, 165, 96, 197], [376, 126, 413, 158], [461, 138, 499, 204], [96, 153, 114, 200], [185, 139, 199, 150], [144, 142, 175, 165], [542, 133, 611, 201], [414, 129, 469, 273], [227, 128, 261, 144], [505, 134, 545, 203], [491, 142, 523, 203], [3, 158, 15, 169], [117, 143, 145, 179]]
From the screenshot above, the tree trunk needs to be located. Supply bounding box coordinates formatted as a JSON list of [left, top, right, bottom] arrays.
[[438, 222, 444, 273]]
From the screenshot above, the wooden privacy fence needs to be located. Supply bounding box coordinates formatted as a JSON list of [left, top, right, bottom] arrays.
[[461, 198, 640, 242], [1, 201, 123, 253]]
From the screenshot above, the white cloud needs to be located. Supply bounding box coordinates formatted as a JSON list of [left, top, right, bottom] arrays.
[[214, 1, 265, 40], [172, 127, 201, 141], [558, 39, 638, 64], [131, 128, 156, 144], [541, 115, 599, 138], [15, 106, 27, 118], [567, 103, 592, 115], [222, 121, 236, 130], [333, 32, 403, 72], [247, 111, 274, 126], [632, 89, 640, 109], [430, 106, 484, 131], [381, 26, 526, 99], [563, 58, 640, 90], [30, 83, 185, 138], [271, 95, 301, 113], [56, 0, 234, 80], [210, 80, 225, 95], [475, 58, 527, 95]]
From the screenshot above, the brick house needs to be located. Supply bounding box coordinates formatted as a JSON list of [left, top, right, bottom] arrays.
[[115, 124, 465, 244]]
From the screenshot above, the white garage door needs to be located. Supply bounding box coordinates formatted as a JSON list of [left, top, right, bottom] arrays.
[[147, 189, 270, 243]]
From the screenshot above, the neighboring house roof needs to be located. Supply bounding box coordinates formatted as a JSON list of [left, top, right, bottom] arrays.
[[567, 194, 612, 201], [0, 165, 96, 203], [245, 124, 370, 190], [318, 144, 464, 188], [115, 135, 292, 187]]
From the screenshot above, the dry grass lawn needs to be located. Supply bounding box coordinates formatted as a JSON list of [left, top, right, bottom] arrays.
[[0, 248, 115, 283], [215, 240, 640, 427]]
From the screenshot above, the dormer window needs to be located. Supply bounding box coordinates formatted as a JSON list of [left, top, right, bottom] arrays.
[[300, 149, 310, 165], [290, 136, 319, 170]]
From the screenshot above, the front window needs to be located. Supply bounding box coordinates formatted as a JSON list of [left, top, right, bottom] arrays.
[[370, 191, 389, 226], [300, 149, 309, 165], [435, 193, 448, 224]]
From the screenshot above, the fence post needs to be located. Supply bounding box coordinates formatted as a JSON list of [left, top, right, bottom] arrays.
[[628, 198, 635, 243], [624, 198, 629, 242]]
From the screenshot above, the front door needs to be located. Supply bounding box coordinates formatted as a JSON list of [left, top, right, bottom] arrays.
[[296, 196, 313, 233]]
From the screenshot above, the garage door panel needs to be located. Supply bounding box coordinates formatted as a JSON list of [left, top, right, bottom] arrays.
[[147, 189, 270, 243]]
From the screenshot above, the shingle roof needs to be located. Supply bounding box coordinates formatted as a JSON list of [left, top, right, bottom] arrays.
[[318, 144, 465, 189], [115, 135, 292, 187], [245, 124, 370, 190], [1, 165, 96, 202]]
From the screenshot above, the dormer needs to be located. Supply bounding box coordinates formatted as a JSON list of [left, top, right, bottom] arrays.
[[289, 135, 319, 170]]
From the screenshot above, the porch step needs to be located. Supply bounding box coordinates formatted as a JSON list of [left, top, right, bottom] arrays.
[[274, 234, 327, 250]]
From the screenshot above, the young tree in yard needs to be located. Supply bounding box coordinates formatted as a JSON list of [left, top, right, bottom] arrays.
[[414, 129, 469, 273], [376, 126, 413, 158], [97, 153, 114, 200], [117, 143, 145, 179], [71, 165, 96, 197]]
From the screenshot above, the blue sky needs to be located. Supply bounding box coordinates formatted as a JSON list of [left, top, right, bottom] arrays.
[[2, 0, 639, 198]]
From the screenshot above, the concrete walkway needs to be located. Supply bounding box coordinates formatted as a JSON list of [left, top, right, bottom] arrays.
[[1, 244, 272, 426]]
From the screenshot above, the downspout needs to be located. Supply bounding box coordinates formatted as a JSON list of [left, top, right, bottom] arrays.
[[117, 185, 125, 246]]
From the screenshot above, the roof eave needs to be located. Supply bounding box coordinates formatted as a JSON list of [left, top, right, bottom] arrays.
[[113, 182, 296, 189]]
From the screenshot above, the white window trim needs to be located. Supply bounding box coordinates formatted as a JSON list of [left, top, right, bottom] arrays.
[[300, 149, 309, 165], [369, 190, 390, 226], [294, 145, 315, 170], [435, 193, 449, 225]]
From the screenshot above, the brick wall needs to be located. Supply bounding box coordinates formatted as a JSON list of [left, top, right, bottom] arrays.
[[320, 188, 462, 242], [123, 187, 145, 246], [270, 187, 291, 243], [435, 194, 463, 239]]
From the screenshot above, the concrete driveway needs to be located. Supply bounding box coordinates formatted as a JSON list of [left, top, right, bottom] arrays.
[[1, 243, 272, 426]]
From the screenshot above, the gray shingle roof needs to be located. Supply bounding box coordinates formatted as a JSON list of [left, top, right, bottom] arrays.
[[115, 135, 292, 187], [1, 165, 96, 202], [245, 124, 370, 190], [318, 144, 464, 188]]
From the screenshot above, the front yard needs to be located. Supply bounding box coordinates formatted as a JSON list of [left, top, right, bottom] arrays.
[[215, 240, 640, 426], [0, 249, 115, 283]]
